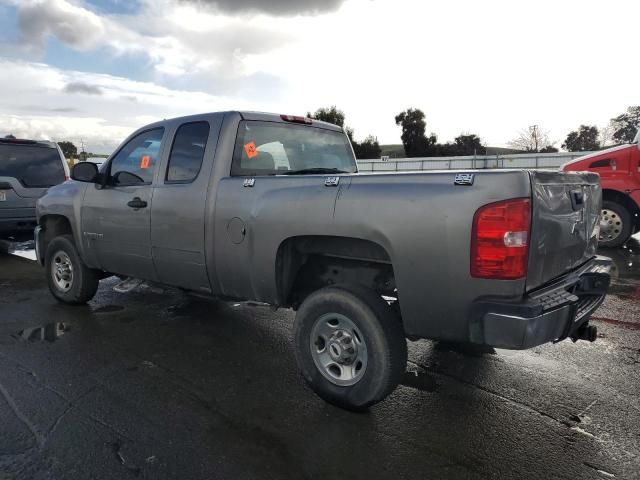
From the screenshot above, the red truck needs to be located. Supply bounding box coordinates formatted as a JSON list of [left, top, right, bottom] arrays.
[[563, 131, 640, 247]]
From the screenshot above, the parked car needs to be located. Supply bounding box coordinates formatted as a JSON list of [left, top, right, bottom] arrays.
[[562, 130, 640, 247], [35, 111, 612, 410], [0, 138, 69, 238]]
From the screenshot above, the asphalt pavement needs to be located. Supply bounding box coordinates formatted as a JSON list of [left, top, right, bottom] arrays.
[[0, 237, 639, 480]]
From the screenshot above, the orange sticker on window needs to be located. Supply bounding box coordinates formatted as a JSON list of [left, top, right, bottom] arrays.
[[244, 141, 258, 159], [140, 155, 150, 169]]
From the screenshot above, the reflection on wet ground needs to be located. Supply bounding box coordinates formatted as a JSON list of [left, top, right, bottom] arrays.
[[15, 322, 69, 342], [603, 235, 640, 282], [0, 237, 36, 260]]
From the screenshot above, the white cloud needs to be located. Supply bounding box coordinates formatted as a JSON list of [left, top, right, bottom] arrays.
[[0, 60, 269, 152]]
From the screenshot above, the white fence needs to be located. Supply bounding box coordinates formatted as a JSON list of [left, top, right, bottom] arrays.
[[356, 151, 594, 172]]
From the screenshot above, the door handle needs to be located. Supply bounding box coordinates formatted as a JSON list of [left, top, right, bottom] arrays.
[[127, 197, 148, 209]]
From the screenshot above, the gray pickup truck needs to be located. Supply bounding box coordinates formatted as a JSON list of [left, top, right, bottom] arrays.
[[35, 111, 612, 410]]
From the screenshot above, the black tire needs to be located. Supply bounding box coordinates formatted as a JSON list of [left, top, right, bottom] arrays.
[[294, 284, 407, 411], [600, 201, 632, 248], [45, 234, 99, 304]]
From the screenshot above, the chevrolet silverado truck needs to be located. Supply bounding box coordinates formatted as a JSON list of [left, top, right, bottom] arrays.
[[562, 129, 640, 247], [35, 111, 612, 410]]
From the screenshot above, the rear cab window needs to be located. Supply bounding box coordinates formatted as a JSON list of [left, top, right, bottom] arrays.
[[0, 144, 65, 187], [231, 121, 356, 177], [166, 122, 210, 183]]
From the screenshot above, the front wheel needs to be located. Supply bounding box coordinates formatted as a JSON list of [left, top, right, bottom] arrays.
[[293, 284, 407, 411], [45, 235, 100, 304], [599, 201, 632, 248]]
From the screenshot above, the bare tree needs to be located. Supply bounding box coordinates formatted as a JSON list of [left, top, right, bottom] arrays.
[[508, 125, 555, 152], [598, 124, 614, 147]]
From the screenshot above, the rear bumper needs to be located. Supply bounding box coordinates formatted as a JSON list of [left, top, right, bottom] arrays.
[[471, 256, 612, 349]]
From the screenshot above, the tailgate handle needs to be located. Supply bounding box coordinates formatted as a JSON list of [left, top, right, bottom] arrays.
[[570, 189, 584, 210], [0, 181, 12, 190]]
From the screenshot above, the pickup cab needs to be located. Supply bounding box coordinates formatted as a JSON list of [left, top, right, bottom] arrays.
[[35, 111, 612, 410], [562, 130, 640, 247]]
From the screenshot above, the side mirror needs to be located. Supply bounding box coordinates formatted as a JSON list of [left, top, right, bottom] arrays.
[[70, 162, 99, 183]]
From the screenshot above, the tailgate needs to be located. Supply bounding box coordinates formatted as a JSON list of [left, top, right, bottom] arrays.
[[526, 170, 600, 291]]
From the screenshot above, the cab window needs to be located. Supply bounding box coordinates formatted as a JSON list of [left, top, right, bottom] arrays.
[[166, 122, 210, 183], [109, 128, 164, 185]]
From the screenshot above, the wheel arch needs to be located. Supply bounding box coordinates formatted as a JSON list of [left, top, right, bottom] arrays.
[[275, 235, 398, 310], [38, 214, 76, 265]]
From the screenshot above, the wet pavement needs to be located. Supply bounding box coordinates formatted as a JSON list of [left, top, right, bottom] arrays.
[[0, 236, 639, 479]]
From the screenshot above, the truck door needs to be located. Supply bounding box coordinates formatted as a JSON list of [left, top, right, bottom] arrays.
[[81, 128, 165, 280], [150, 118, 221, 292]]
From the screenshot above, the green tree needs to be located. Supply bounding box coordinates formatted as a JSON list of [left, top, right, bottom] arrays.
[[57, 141, 77, 159], [539, 145, 559, 153], [562, 125, 600, 151], [394, 108, 434, 157], [307, 106, 345, 127], [610, 106, 640, 144], [450, 134, 486, 156], [353, 135, 381, 159]]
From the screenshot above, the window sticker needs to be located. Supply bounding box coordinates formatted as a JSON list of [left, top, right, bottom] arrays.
[[140, 155, 150, 169], [244, 141, 258, 159]]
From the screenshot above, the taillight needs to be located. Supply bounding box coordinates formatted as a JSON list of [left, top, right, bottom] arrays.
[[280, 114, 312, 124], [471, 198, 531, 280]]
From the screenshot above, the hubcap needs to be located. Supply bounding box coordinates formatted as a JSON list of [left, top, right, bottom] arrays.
[[51, 251, 74, 292], [599, 209, 623, 243], [310, 313, 367, 386]]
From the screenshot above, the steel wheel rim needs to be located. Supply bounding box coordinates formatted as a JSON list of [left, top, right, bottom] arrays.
[[51, 251, 74, 292], [599, 209, 623, 242], [310, 313, 368, 386]]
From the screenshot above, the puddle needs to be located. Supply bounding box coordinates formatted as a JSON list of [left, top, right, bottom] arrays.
[[93, 305, 125, 314], [401, 362, 439, 392], [16, 322, 69, 342]]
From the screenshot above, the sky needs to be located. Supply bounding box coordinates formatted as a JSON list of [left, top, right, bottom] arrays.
[[0, 0, 638, 154]]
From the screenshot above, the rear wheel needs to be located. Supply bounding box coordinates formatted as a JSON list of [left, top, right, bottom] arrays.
[[599, 201, 632, 248], [45, 235, 100, 304], [294, 284, 407, 411]]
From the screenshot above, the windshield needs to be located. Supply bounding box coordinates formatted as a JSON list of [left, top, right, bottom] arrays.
[[0, 144, 65, 187], [231, 120, 356, 176], [634, 129, 639, 144]]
